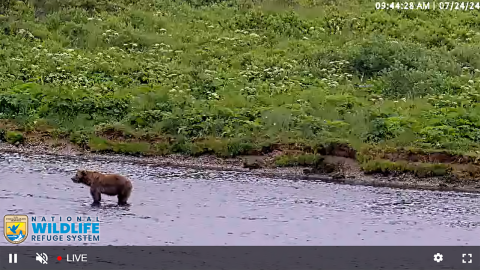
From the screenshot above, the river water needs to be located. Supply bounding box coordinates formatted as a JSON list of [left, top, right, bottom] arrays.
[[0, 152, 479, 246]]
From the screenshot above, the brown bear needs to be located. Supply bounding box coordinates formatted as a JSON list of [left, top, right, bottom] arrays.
[[71, 170, 133, 207]]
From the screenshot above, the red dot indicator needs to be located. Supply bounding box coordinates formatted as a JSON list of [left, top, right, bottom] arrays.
[[57, 256, 62, 261]]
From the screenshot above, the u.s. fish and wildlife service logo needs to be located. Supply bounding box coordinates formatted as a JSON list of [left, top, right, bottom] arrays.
[[4, 215, 28, 244]]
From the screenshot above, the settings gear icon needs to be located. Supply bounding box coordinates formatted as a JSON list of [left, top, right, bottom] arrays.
[[433, 253, 444, 263]]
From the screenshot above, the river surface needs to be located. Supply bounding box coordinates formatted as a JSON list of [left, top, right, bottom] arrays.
[[0, 152, 479, 246]]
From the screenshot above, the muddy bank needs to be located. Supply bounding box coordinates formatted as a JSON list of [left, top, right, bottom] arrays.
[[1, 140, 480, 194]]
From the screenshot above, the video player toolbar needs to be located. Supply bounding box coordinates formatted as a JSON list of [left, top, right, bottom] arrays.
[[1, 246, 479, 270]]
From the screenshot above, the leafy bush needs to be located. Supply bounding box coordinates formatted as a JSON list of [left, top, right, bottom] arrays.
[[6, 131, 25, 145], [0, 0, 15, 14]]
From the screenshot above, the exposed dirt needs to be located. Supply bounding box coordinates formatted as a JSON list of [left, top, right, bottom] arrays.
[[2, 136, 480, 194]]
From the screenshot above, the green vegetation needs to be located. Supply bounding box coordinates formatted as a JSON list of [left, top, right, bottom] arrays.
[[361, 159, 451, 178], [5, 131, 25, 145], [2, 0, 480, 167], [275, 153, 321, 167]]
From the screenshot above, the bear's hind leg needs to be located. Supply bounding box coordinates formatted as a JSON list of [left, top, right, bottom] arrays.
[[117, 186, 132, 206], [90, 188, 101, 207]]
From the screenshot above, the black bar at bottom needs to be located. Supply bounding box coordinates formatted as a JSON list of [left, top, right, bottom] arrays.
[[0, 246, 478, 270]]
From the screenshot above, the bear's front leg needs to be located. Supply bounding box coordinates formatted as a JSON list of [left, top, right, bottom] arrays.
[[90, 187, 101, 207]]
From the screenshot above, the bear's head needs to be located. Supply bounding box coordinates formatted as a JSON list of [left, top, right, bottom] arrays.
[[71, 170, 92, 186]]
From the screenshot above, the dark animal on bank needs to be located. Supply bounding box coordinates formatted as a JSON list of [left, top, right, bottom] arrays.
[[71, 170, 133, 207]]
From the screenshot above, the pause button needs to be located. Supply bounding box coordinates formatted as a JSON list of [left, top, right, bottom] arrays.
[[9, 254, 17, 263]]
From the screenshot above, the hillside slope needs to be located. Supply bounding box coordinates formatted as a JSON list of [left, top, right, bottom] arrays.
[[2, 0, 480, 183]]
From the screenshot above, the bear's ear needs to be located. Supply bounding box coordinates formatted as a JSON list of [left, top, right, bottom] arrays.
[[79, 170, 86, 176]]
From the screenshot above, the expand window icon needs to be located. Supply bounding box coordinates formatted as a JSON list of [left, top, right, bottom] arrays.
[[462, 253, 472, 264]]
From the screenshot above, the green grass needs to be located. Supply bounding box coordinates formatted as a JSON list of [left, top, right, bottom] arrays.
[[361, 160, 451, 178], [274, 153, 321, 167], [5, 131, 24, 145], [2, 0, 480, 157]]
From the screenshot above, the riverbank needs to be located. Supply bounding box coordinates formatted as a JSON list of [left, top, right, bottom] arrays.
[[2, 134, 480, 194]]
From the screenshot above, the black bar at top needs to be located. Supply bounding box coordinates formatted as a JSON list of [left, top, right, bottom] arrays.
[[0, 246, 478, 270]]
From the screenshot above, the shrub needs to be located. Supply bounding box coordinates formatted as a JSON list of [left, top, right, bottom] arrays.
[[5, 131, 25, 145]]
